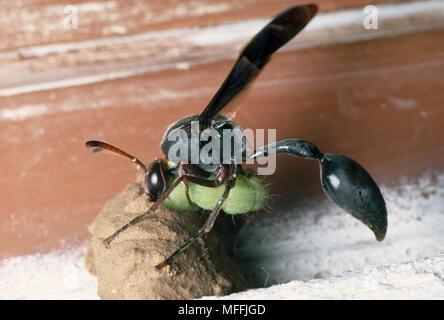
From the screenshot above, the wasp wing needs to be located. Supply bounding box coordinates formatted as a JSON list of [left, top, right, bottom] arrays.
[[197, 4, 318, 129]]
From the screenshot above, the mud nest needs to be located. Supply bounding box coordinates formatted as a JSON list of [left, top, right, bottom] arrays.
[[85, 176, 248, 299]]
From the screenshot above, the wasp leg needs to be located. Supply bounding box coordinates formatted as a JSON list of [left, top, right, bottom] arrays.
[[103, 174, 185, 248], [181, 163, 211, 178], [179, 163, 211, 208], [179, 163, 227, 208], [178, 163, 194, 206], [103, 165, 230, 248], [249, 139, 387, 241], [232, 213, 256, 257], [155, 165, 238, 270]]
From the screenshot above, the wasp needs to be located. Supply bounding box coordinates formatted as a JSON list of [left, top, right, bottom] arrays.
[[86, 4, 387, 270]]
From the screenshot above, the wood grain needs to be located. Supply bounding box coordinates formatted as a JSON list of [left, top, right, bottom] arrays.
[[4, 1, 442, 97], [1, 0, 443, 259], [1, 0, 408, 51]]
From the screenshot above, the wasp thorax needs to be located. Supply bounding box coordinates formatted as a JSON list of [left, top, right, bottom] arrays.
[[160, 115, 249, 173]]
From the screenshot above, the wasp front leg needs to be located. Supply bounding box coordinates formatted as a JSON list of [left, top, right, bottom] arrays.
[[102, 164, 231, 248], [155, 164, 238, 270]]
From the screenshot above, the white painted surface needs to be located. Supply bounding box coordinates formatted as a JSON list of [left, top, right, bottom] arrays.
[[232, 170, 444, 286], [210, 254, 444, 299], [0, 245, 98, 300], [1, 170, 443, 299]]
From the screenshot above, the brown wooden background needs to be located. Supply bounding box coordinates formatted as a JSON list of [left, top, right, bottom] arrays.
[[1, 0, 443, 259]]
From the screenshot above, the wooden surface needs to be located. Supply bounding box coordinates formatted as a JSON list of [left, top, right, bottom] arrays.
[[1, 0, 408, 51], [1, 0, 444, 259]]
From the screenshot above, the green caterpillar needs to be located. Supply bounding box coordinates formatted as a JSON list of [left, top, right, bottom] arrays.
[[163, 173, 269, 214]]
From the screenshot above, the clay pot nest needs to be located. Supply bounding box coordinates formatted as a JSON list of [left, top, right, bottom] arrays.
[[85, 175, 248, 299]]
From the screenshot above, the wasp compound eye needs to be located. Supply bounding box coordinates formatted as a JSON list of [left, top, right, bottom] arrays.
[[146, 161, 167, 201]]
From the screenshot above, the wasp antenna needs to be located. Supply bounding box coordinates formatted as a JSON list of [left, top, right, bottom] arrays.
[[85, 140, 148, 174]]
